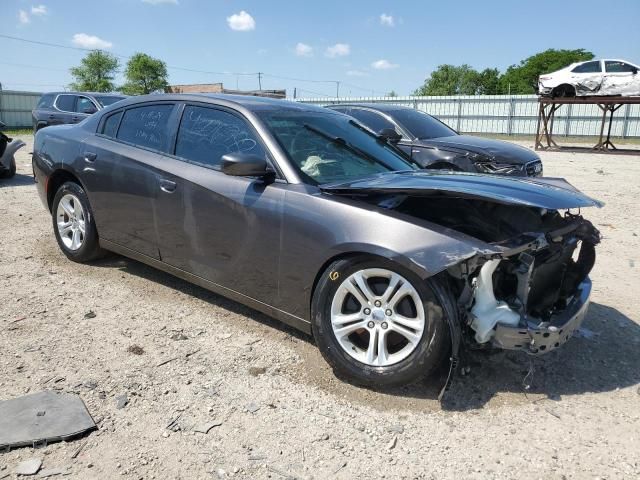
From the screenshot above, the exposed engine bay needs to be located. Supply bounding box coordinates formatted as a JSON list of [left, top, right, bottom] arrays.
[[376, 194, 601, 354]]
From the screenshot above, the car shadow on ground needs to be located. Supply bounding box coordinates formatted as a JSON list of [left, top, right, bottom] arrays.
[[91, 254, 640, 410], [0, 173, 35, 188]]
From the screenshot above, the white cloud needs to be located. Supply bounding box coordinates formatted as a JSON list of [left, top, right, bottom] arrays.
[[142, 0, 178, 4], [380, 13, 394, 27], [347, 70, 369, 77], [19, 10, 30, 24], [371, 59, 398, 70], [31, 5, 48, 16], [325, 43, 350, 58], [227, 11, 255, 31], [72, 33, 113, 49], [295, 42, 313, 57]]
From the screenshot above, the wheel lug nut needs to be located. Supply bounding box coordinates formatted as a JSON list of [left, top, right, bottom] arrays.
[[385, 309, 392, 316], [374, 300, 381, 307], [363, 308, 371, 315], [367, 321, 375, 329], [381, 322, 388, 330]]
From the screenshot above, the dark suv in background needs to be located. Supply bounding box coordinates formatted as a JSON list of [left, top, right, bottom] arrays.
[[327, 103, 543, 177], [32, 92, 126, 133]]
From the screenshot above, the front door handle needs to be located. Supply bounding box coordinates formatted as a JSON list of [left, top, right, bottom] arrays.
[[159, 179, 177, 193], [84, 152, 97, 162]]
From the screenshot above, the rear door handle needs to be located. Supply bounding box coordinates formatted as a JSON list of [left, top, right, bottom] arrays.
[[159, 179, 177, 193], [84, 152, 97, 162]]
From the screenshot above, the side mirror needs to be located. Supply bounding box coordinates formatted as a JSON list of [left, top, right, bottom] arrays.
[[378, 128, 402, 144], [221, 153, 271, 177], [83, 106, 98, 114]]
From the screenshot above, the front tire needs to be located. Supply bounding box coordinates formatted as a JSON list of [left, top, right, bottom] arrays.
[[51, 181, 105, 262], [312, 256, 451, 388], [0, 157, 16, 179]]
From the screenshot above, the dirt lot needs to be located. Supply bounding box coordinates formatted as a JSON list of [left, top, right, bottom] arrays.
[[1, 135, 639, 479]]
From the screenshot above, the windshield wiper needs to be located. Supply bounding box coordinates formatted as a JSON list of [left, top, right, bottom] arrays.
[[348, 120, 420, 168], [302, 124, 380, 165]]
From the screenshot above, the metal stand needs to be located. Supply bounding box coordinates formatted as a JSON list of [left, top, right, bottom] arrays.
[[535, 95, 640, 154]]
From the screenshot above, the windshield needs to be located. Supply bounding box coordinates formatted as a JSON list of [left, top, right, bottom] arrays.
[[391, 109, 457, 140], [95, 96, 126, 107], [258, 111, 415, 185]]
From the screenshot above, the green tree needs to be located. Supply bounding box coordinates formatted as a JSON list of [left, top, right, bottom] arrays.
[[499, 48, 594, 94], [476, 68, 501, 95], [121, 53, 169, 95], [387, 90, 398, 97], [414, 64, 483, 96], [69, 51, 119, 92]]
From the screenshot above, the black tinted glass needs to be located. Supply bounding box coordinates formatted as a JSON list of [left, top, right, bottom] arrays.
[[75, 96, 95, 113], [116, 104, 174, 151], [102, 111, 123, 137], [390, 109, 457, 139], [349, 109, 397, 134], [175, 106, 265, 169], [95, 96, 126, 107], [56, 95, 76, 112], [605, 61, 636, 73], [572, 61, 601, 73], [37, 94, 55, 109]]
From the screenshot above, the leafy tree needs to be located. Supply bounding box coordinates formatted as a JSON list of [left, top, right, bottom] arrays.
[[476, 68, 501, 95], [499, 48, 594, 94], [69, 51, 119, 92], [414, 64, 484, 96], [387, 90, 398, 97], [121, 53, 169, 95]]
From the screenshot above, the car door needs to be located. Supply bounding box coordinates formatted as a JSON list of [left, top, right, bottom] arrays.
[[602, 60, 640, 95], [153, 103, 284, 304], [569, 60, 603, 94], [80, 102, 178, 259], [72, 95, 98, 124], [51, 94, 77, 125]]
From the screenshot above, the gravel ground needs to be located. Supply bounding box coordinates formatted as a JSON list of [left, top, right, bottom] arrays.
[[1, 135, 639, 479]]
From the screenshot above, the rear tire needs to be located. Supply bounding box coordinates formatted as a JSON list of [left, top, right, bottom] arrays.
[[311, 256, 451, 388], [51, 181, 105, 262], [0, 157, 16, 179]]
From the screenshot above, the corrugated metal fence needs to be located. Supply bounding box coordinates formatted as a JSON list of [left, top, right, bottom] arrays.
[[297, 94, 640, 138], [0, 89, 41, 129]]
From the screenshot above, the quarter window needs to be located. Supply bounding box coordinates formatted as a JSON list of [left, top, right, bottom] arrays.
[[37, 93, 55, 109], [605, 61, 637, 73], [55, 94, 76, 112], [571, 61, 601, 73], [116, 104, 174, 152], [101, 111, 123, 138], [175, 105, 265, 170]]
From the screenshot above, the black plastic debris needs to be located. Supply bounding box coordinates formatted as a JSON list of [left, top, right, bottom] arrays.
[[0, 391, 96, 452]]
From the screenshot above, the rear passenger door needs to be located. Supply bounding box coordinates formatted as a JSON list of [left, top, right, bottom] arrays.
[[51, 94, 77, 126], [81, 102, 178, 259], [153, 103, 284, 304]]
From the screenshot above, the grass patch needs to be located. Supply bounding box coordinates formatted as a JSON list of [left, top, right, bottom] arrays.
[[4, 129, 33, 136]]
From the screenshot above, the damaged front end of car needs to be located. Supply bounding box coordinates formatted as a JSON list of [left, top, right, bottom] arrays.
[[322, 171, 603, 397]]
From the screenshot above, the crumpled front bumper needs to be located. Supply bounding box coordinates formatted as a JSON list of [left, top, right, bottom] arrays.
[[492, 278, 591, 354]]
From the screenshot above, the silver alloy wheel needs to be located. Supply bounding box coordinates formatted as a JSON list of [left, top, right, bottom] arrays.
[[56, 193, 86, 251], [330, 268, 425, 367]]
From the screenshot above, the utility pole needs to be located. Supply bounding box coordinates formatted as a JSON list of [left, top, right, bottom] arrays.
[[258, 72, 263, 91], [335, 81, 340, 98], [293, 87, 297, 99]]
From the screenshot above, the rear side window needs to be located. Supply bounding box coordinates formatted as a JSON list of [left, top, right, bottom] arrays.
[[55, 94, 76, 112], [116, 104, 174, 152], [349, 109, 398, 134], [75, 96, 96, 114], [572, 61, 601, 73], [101, 111, 123, 137], [175, 105, 265, 170], [37, 94, 55, 109], [605, 61, 637, 73]]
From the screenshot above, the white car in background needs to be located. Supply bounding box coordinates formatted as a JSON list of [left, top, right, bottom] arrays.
[[538, 59, 640, 97]]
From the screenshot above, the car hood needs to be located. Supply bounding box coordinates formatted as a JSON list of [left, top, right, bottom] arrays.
[[321, 171, 603, 210], [418, 135, 539, 164]]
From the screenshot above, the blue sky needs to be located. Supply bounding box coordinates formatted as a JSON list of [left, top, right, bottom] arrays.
[[2, 0, 640, 97]]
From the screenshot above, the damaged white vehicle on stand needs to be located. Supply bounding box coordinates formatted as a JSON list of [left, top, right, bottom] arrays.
[[538, 59, 640, 97]]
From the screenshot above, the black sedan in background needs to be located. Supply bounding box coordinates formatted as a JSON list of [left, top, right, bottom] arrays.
[[32, 94, 599, 394], [326, 103, 543, 176]]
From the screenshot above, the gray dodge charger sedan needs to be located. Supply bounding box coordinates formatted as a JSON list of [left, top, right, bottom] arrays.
[[32, 94, 602, 395]]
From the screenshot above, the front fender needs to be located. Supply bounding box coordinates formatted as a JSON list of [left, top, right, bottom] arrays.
[[0, 139, 26, 169]]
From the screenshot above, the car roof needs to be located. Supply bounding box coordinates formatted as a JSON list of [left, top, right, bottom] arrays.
[[326, 103, 415, 113], [108, 93, 333, 114], [43, 92, 128, 97]]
